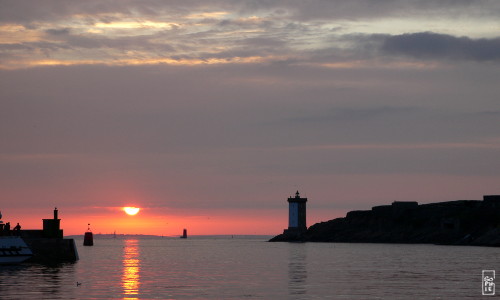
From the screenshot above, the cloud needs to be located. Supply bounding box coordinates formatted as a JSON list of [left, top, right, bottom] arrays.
[[45, 28, 70, 36], [381, 32, 500, 61], [288, 106, 424, 124], [1, 1, 500, 69], [2, 1, 500, 25], [238, 0, 500, 21], [1, 0, 500, 217]]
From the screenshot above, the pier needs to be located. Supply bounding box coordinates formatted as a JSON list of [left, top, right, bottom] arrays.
[[6, 208, 79, 263]]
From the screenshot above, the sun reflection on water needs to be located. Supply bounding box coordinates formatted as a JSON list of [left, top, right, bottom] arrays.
[[122, 239, 140, 299]]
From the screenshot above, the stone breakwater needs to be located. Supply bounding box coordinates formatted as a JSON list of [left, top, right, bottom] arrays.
[[270, 195, 500, 246]]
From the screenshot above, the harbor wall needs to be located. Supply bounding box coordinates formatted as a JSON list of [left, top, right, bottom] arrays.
[[23, 237, 78, 263]]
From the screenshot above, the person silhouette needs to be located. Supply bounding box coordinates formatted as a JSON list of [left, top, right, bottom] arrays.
[[13, 223, 21, 235]]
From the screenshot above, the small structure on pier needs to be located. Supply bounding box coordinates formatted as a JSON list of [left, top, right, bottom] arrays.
[[42, 207, 62, 238], [83, 223, 93, 246], [180, 228, 187, 239]]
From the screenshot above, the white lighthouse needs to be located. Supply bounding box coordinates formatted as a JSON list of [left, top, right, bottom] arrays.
[[287, 191, 307, 232]]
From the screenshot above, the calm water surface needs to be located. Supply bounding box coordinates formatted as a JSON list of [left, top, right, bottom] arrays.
[[1, 236, 498, 299]]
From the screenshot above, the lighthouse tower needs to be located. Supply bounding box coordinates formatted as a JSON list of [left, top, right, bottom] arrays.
[[287, 191, 307, 233]]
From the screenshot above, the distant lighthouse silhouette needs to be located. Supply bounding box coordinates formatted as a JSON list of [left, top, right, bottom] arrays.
[[286, 191, 307, 234], [180, 228, 187, 239]]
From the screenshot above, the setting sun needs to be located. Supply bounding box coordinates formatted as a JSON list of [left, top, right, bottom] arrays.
[[123, 207, 140, 216]]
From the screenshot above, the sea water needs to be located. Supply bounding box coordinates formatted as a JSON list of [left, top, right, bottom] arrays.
[[0, 236, 498, 299]]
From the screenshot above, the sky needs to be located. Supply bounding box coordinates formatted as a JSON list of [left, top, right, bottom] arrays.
[[1, 0, 500, 236]]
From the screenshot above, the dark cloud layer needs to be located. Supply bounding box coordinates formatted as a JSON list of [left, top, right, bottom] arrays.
[[382, 32, 500, 61]]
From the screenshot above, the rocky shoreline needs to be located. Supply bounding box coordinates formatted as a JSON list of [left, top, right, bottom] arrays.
[[270, 195, 500, 246]]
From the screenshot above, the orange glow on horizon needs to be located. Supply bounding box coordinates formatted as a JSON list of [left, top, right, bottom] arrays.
[[2, 206, 346, 236], [0, 55, 280, 70]]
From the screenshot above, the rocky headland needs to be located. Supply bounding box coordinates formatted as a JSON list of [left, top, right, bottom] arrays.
[[269, 195, 500, 246]]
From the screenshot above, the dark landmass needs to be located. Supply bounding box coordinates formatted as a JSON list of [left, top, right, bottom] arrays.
[[270, 195, 500, 246]]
